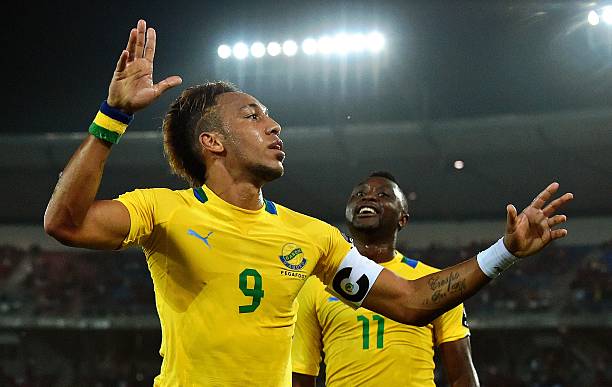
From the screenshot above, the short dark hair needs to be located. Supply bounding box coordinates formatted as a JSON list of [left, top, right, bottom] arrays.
[[368, 171, 399, 184], [163, 81, 240, 187]]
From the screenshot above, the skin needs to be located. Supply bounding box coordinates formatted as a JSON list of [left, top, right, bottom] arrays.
[[45, 19, 574, 328], [292, 177, 479, 386]]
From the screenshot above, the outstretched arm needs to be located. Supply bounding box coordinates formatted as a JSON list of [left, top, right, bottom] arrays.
[[358, 182, 572, 325], [439, 337, 479, 387], [44, 20, 181, 249]]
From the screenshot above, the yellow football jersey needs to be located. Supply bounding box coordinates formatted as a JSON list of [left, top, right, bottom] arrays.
[[292, 251, 470, 387], [115, 184, 352, 386]]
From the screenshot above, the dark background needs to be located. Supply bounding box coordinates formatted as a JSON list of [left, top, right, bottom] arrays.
[[5, 1, 612, 133], [2, 1, 612, 224]]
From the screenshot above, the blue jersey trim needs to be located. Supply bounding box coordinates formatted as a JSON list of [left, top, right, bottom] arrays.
[[193, 187, 208, 204], [264, 199, 278, 215], [401, 256, 419, 268]]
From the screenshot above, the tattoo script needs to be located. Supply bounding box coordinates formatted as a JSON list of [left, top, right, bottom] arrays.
[[424, 271, 467, 305]]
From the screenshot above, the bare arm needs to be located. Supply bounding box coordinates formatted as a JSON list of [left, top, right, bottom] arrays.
[[361, 182, 573, 325], [43, 19, 181, 249], [439, 337, 479, 387], [292, 373, 316, 387], [44, 136, 130, 249], [363, 259, 488, 326]]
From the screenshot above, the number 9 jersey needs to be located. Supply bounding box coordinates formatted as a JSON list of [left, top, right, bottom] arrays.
[[115, 184, 362, 386]]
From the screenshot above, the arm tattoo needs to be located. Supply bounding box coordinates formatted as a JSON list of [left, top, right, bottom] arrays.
[[426, 271, 467, 305]]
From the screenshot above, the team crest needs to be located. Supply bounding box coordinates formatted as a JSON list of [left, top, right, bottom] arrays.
[[279, 243, 308, 271]]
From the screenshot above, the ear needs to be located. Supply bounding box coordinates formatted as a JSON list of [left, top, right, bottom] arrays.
[[398, 212, 409, 230], [199, 131, 225, 154]]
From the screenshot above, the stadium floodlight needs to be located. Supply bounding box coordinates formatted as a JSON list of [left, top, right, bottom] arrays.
[[588, 10, 600, 26], [332, 33, 351, 55], [217, 44, 232, 59], [453, 160, 465, 170], [232, 42, 249, 60], [348, 33, 366, 53], [365, 32, 385, 53], [318, 36, 334, 54], [250, 42, 266, 58], [267, 42, 282, 57], [218, 31, 385, 60], [302, 38, 318, 55], [602, 7, 612, 24], [282, 40, 298, 56]]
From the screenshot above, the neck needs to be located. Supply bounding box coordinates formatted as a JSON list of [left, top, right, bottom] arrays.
[[204, 164, 265, 210], [351, 229, 397, 264]]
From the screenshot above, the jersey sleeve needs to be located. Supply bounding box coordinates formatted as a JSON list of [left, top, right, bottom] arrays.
[[114, 188, 157, 250], [311, 225, 383, 309], [292, 277, 324, 376], [432, 303, 471, 346], [311, 225, 353, 285]]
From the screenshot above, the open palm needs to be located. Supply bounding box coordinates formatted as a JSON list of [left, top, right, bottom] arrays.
[[503, 182, 573, 258], [107, 20, 181, 114]]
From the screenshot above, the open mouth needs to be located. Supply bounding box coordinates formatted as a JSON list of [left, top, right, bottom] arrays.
[[355, 205, 379, 217]]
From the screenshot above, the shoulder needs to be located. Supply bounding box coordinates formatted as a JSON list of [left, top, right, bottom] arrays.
[[120, 186, 193, 199], [117, 187, 197, 213], [273, 203, 337, 232], [413, 260, 440, 275], [392, 252, 441, 276]]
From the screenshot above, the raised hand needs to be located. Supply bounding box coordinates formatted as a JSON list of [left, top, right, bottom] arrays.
[[503, 182, 573, 258], [107, 19, 182, 114]]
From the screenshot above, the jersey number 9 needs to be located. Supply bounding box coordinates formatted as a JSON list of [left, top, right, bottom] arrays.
[[238, 268, 264, 313]]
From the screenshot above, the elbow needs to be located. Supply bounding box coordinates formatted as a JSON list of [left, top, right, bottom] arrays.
[[44, 214, 78, 247]]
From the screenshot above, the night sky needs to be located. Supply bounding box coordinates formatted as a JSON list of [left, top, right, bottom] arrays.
[[5, 1, 612, 135]]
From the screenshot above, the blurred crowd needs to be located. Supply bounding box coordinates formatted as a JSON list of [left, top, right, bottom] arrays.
[[1, 240, 610, 318], [0, 240, 610, 386], [0, 246, 154, 318]]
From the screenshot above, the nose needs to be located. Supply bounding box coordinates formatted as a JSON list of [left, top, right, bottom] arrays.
[[265, 117, 282, 135], [359, 191, 377, 202]]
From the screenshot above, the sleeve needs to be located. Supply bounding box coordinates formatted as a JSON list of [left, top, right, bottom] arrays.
[[113, 188, 157, 250], [311, 225, 353, 285], [432, 303, 471, 346], [292, 278, 324, 376], [311, 224, 383, 309]]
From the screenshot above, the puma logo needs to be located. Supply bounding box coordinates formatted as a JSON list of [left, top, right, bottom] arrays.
[[188, 229, 214, 249]]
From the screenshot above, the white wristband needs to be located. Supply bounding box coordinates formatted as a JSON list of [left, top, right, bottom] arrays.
[[476, 237, 519, 278]]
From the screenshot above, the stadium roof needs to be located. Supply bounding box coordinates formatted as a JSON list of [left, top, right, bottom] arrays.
[[2, 0, 611, 223], [2, 108, 610, 224]]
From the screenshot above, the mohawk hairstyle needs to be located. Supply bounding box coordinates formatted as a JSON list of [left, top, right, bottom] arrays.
[[163, 81, 240, 187]]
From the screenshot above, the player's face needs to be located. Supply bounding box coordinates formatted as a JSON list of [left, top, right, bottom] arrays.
[[216, 92, 284, 182], [345, 177, 407, 232]]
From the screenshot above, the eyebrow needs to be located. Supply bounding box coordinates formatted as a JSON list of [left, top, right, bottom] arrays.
[[239, 103, 268, 114]]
